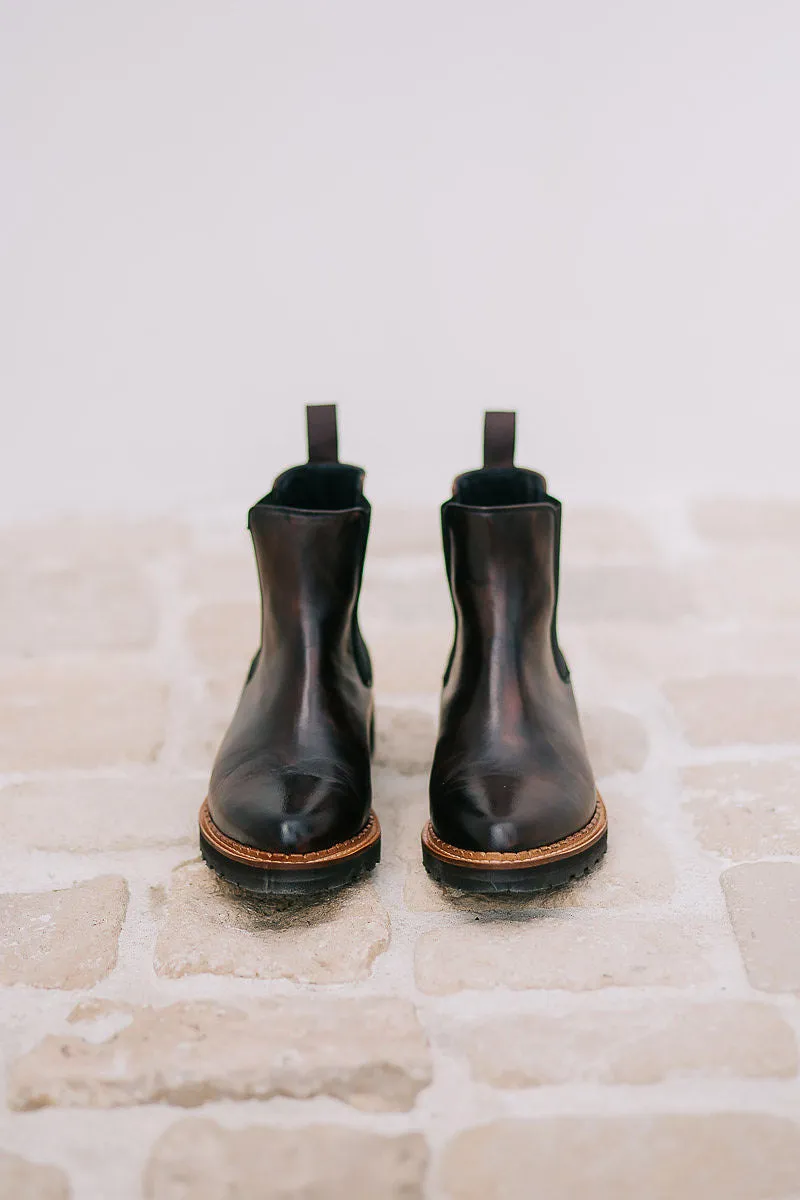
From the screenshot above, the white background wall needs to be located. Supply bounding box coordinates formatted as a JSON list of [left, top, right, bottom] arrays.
[[2, 0, 799, 519]]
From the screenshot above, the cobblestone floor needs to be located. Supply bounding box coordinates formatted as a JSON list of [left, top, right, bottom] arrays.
[[1, 499, 800, 1198]]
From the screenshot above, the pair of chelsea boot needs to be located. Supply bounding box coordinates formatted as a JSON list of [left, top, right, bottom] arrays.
[[199, 405, 608, 896]]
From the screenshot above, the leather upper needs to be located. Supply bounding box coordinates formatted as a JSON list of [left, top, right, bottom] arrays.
[[207, 410, 373, 855], [429, 418, 596, 854]]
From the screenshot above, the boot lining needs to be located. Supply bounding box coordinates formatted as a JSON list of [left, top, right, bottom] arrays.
[[452, 466, 548, 507], [267, 463, 366, 512]]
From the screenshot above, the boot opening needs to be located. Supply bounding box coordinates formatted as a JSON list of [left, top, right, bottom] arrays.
[[453, 466, 548, 507], [267, 463, 366, 511]]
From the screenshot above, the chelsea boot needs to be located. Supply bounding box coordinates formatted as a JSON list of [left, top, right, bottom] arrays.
[[199, 405, 380, 894], [422, 411, 607, 893]]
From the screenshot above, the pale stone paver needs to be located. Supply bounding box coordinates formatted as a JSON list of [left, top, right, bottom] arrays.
[[374, 768, 429, 865], [186, 601, 259, 675], [182, 543, 257, 602], [0, 518, 184, 656], [560, 564, 696, 622], [0, 552, 157, 656], [361, 564, 452, 628], [0, 659, 168, 769], [580, 706, 649, 775], [561, 506, 658, 562], [684, 760, 800, 859], [564, 623, 800, 687], [154, 864, 390, 984], [415, 915, 712, 995], [364, 624, 452, 694], [2, 507, 800, 1200], [722, 862, 800, 992], [181, 673, 244, 771], [440, 1115, 800, 1200], [9, 997, 431, 1112], [0, 1151, 71, 1200], [0, 876, 128, 989], [0, 777, 198, 853], [367, 508, 441, 558], [0, 517, 187, 564], [665, 675, 800, 746], [692, 498, 800, 544], [374, 706, 437, 776], [453, 1002, 797, 1086], [690, 550, 800, 619], [143, 1119, 428, 1200]]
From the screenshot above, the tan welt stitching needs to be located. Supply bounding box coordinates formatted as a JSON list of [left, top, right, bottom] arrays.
[[199, 799, 380, 868], [422, 794, 607, 869]]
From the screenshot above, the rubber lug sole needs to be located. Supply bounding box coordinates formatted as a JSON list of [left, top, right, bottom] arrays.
[[421, 794, 608, 895], [198, 800, 381, 897]]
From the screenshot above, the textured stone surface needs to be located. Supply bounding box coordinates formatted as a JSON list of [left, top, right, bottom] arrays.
[[692, 498, 800, 544], [0, 659, 168, 769], [0, 1151, 70, 1200], [5, 505, 800, 1199], [0, 876, 128, 988], [374, 769, 429, 865], [182, 543, 257, 602], [181, 673, 244, 770], [365, 624, 451, 695], [405, 787, 673, 912], [368, 507, 441, 557], [374, 706, 437, 774], [691, 551, 800, 619], [415, 915, 710, 994], [561, 507, 657, 562], [564, 623, 800, 687], [683, 760, 800, 859], [665, 675, 800, 746], [361, 564, 452, 627], [440, 1115, 800, 1200], [581, 706, 649, 775], [155, 864, 390, 984], [560, 564, 695, 622], [722, 862, 800, 992], [455, 1002, 797, 1086], [0, 547, 156, 655], [10, 997, 431, 1112], [0, 777, 198, 853], [0, 517, 187, 560], [144, 1119, 428, 1199], [187, 601, 259, 675]]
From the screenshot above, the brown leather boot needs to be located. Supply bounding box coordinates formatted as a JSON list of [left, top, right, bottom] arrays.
[[199, 405, 380, 895], [422, 411, 607, 893]]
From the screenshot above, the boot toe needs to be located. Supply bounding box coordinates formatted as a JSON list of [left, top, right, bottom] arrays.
[[430, 769, 596, 854], [208, 769, 369, 855]]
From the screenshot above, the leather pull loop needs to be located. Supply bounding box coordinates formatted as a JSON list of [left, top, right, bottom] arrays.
[[483, 411, 516, 468], [306, 404, 339, 463]]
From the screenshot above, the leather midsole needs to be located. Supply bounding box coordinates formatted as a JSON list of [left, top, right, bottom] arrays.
[[199, 799, 380, 869], [421, 794, 607, 870]]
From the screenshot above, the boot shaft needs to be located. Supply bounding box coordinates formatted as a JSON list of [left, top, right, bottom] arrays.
[[444, 501, 558, 653], [442, 411, 568, 685], [249, 503, 369, 656], [247, 404, 371, 664]]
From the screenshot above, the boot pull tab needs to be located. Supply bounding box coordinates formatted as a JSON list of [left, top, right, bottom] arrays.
[[306, 404, 339, 463], [483, 411, 516, 468]]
